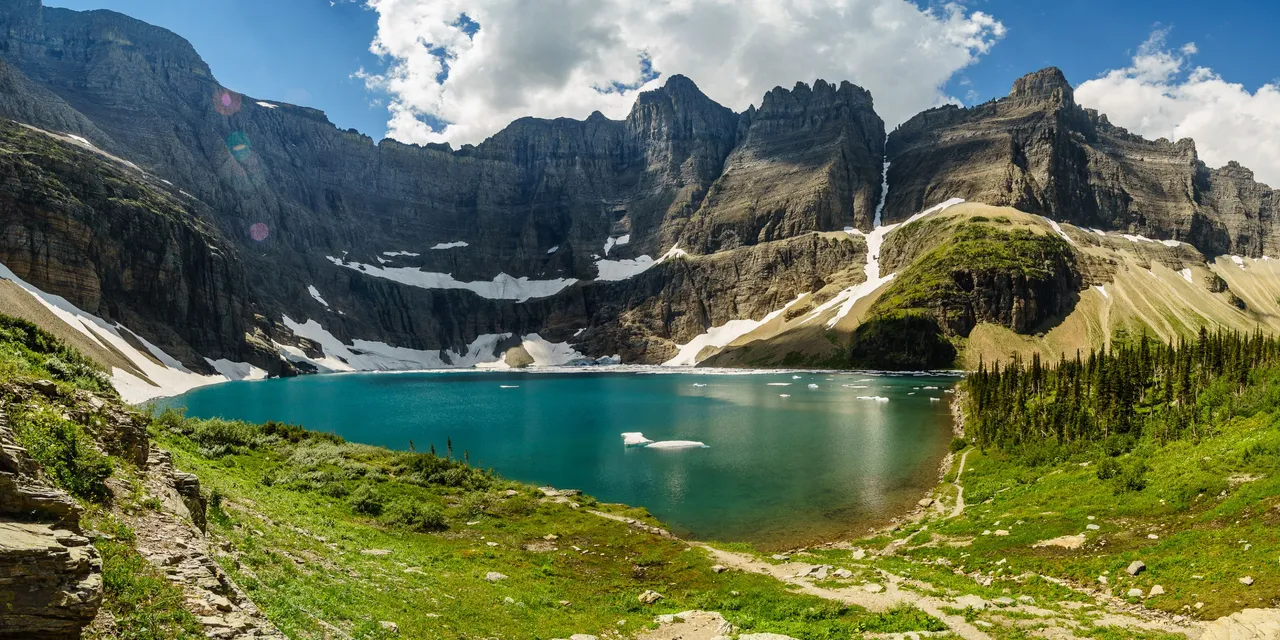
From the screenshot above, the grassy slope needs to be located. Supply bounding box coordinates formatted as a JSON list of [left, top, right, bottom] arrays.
[[151, 414, 942, 639]]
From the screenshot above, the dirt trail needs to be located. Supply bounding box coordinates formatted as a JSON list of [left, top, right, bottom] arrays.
[[948, 449, 970, 519]]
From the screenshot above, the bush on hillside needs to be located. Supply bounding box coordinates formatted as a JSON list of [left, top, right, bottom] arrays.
[[380, 500, 448, 532], [0, 314, 113, 393], [12, 404, 113, 500]]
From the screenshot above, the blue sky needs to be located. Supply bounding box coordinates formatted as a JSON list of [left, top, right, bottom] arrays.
[[46, 0, 1280, 144]]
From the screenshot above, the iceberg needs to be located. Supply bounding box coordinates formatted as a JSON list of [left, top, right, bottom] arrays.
[[807, 383, 819, 389], [857, 396, 890, 403], [645, 440, 708, 450], [622, 432, 654, 447]]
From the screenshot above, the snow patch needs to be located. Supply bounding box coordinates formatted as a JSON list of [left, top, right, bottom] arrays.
[[519, 333, 584, 366], [1160, 239, 1182, 247], [1094, 285, 1110, 299], [595, 255, 656, 281], [382, 251, 421, 257], [1041, 217, 1076, 246], [1231, 255, 1246, 270], [603, 234, 631, 256], [431, 241, 469, 250], [663, 295, 807, 366], [1180, 268, 1194, 283], [1089, 228, 1108, 236], [328, 256, 576, 302], [256, 101, 278, 109], [813, 198, 965, 328], [308, 285, 330, 308], [0, 260, 264, 403], [547, 246, 559, 254], [1121, 234, 1155, 243]]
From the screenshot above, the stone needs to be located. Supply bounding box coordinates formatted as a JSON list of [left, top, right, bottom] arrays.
[[485, 572, 508, 582], [504, 489, 519, 497], [740, 635, 802, 640], [832, 568, 853, 579], [1149, 585, 1165, 597], [544, 534, 559, 541], [361, 549, 392, 556], [711, 564, 727, 573], [1201, 608, 1280, 640], [1017, 595, 1036, 604], [1127, 588, 1144, 598], [1032, 534, 1086, 550], [993, 529, 1009, 536], [1086, 524, 1100, 531], [954, 595, 988, 610], [569, 635, 598, 640], [993, 596, 1015, 606], [1240, 576, 1255, 586], [0, 521, 102, 638], [1126, 560, 1146, 576], [380, 621, 399, 633], [638, 589, 663, 605], [863, 583, 884, 593], [918, 498, 934, 507], [771, 554, 789, 561]]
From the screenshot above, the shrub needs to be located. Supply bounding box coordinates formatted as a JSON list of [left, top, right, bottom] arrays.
[[12, 405, 113, 500], [1095, 455, 1120, 480], [949, 437, 968, 453], [381, 500, 448, 532], [349, 484, 385, 516], [460, 491, 495, 517]]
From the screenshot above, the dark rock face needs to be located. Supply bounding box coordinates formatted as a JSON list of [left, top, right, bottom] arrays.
[[0, 3, 887, 366], [886, 67, 1280, 258], [683, 80, 885, 251], [0, 120, 280, 373]]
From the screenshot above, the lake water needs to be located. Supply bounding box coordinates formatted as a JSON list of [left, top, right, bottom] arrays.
[[162, 369, 958, 548]]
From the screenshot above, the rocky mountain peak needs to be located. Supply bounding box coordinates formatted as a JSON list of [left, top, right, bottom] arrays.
[[758, 78, 874, 116], [1008, 67, 1074, 105]]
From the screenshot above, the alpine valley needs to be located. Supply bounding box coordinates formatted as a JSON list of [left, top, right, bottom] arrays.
[[2, 1, 1280, 401]]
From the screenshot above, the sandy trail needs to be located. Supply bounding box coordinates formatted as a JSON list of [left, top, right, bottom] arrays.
[[948, 449, 970, 519]]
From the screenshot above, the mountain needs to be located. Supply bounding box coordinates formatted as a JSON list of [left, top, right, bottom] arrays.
[[2, 1, 1280, 399]]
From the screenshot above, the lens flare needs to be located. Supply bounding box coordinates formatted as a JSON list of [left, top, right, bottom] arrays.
[[214, 88, 241, 116], [227, 132, 252, 162], [249, 222, 269, 242]]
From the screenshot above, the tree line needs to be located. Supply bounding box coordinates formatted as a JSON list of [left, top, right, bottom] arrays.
[[964, 328, 1280, 452]]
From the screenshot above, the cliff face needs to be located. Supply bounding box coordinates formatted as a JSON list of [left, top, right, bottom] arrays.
[[886, 68, 1280, 258], [0, 2, 889, 369], [3, 0, 1280, 376], [682, 80, 885, 252]]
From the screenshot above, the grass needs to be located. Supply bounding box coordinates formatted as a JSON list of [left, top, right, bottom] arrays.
[[151, 409, 949, 639]]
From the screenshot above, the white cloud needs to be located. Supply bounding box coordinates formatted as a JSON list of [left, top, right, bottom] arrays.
[[359, 0, 1005, 146], [1077, 29, 1280, 186]]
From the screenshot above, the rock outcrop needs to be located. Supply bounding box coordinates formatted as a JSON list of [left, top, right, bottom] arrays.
[[885, 67, 1280, 258], [0, 409, 101, 639]]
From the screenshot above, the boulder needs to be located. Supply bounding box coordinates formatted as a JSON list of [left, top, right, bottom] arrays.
[[638, 590, 663, 605], [1240, 576, 1255, 586], [1126, 560, 1145, 576], [1127, 588, 1144, 598], [0, 521, 102, 638], [485, 572, 508, 582], [1149, 585, 1165, 597]]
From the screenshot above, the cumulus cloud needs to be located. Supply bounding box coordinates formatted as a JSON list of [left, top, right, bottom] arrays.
[[358, 0, 1005, 146], [1077, 30, 1280, 186]]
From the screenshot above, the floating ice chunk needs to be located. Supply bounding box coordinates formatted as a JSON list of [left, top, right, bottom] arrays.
[[779, 394, 790, 398], [645, 440, 708, 450], [857, 396, 890, 402], [808, 384, 819, 389], [842, 384, 869, 389], [1094, 285, 1110, 299], [923, 386, 938, 390], [308, 285, 330, 308], [767, 383, 792, 386], [431, 241, 469, 250], [622, 432, 654, 447], [382, 251, 420, 257], [499, 385, 519, 389], [256, 101, 278, 109], [692, 383, 706, 388], [1180, 268, 1194, 283], [930, 397, 941, 402]]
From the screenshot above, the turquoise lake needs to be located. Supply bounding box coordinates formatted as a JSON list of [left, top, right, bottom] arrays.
[[163, 370, 958, 547]]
